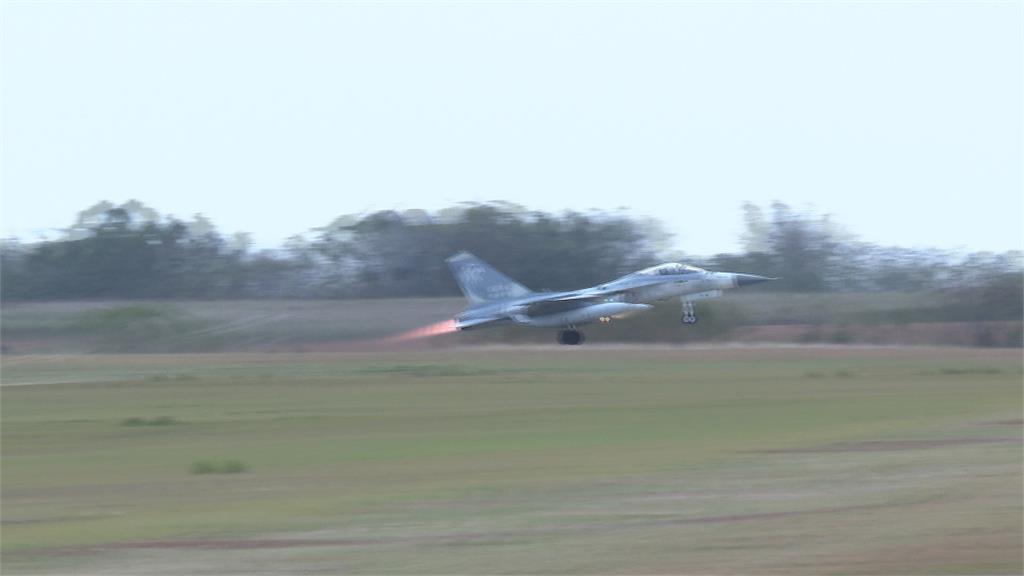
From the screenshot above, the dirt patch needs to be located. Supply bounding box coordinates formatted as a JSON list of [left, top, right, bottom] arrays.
[[754, 437, 1018, 453], [648, 499, 927, 527], [977, 419, 1024, 427], [46, 499, 935, 555], [821, 532, 1024, 575], [54, 533, 517, 554], [93, 538, 381, 550], [733, 321, 1023, 348]]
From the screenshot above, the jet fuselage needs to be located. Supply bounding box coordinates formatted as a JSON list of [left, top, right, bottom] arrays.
[[447, 253, 773, 344]]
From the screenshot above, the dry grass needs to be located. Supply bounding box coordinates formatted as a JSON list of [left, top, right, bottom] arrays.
[[2, 347, 1021, 574]]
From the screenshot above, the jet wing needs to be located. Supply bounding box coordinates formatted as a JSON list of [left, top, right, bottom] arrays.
[[542, 276, 673, 302], [524, 296, 605, 317], [460, 276, 681, 321], [519, 277, 674, 316]]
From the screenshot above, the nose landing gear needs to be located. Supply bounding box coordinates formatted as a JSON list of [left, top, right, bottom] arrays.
[[557, 329, 585, 345], [681, 300, 698, 325]]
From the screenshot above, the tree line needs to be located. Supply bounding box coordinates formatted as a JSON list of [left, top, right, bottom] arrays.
[[2, 200, 1021, 318]]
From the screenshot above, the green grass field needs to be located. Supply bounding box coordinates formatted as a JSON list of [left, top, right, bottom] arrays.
[[2, 347, 1022, 574]]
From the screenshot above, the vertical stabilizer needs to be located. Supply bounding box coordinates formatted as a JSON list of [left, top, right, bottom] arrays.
[[446, 252, 532, 305]]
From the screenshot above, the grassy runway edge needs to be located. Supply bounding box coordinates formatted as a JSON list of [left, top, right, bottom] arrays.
[[2, 346, 1021, 574]]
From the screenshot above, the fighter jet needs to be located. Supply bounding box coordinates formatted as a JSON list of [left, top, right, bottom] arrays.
[[447, 252, 774, 345]]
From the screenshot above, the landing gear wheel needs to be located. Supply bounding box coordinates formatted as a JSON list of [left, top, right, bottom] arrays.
[[681, 300, 698, 325], [557, 329, 584, 345]]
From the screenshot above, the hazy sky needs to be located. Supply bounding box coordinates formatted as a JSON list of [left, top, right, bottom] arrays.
[[2, 1, 1021, 256]]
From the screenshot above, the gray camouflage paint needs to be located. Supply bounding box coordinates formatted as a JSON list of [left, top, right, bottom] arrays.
[[446, 252, 773, 332]]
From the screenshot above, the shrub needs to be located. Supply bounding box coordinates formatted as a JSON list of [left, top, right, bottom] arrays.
[[190, 459, 250, 475], [190, 460, 218, 474], [221, 460, 249, 473], [121, 416, 181, 426]]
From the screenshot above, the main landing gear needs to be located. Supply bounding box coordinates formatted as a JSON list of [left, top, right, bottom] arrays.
[[557, 329, 585, 345], [681, 300, 698, 325]]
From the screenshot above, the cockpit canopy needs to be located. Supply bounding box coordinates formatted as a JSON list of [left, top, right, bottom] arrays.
[[632, 263, 706, 276]]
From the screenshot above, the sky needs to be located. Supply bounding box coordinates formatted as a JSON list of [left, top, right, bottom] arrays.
[[2, 1, 1021, 256]]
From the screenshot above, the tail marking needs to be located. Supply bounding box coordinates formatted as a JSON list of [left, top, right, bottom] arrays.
[[446, 252, 532, 304]]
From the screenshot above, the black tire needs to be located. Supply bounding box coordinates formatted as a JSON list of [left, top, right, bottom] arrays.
[[558, 329, 583, 345]]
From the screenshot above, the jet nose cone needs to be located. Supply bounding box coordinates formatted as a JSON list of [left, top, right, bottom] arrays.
[[734, 273, 775, 287]]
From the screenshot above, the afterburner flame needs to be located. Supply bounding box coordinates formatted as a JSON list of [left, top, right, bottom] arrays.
[[382, 319, 459, 344]]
